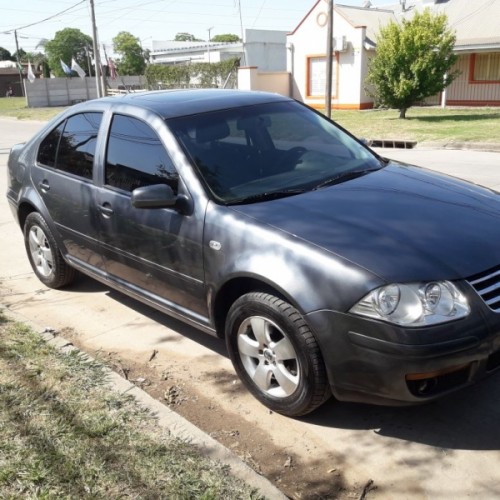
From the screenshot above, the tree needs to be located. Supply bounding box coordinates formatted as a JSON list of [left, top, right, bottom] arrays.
[[25, 51, 50, 78], [174, 32, 203, 42], [44, 28, 93, 77], [112, 31, 146, 76], [366, 9, 459, 118], [211, 34, 241, 43], [0, 47, 13, 61], [12, 48, 27, 62], [34, 40, 51, 78]]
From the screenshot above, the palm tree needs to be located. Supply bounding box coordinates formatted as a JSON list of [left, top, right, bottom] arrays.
[[34, 38, 50, 77]]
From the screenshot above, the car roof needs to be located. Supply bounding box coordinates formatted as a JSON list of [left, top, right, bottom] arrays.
[[94, 89, 292, 119]]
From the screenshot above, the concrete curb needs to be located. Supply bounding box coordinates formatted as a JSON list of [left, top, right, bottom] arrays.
[[4, 307, 287, 500], [371, 139, 500, 153], [416, 141, 500, 152]]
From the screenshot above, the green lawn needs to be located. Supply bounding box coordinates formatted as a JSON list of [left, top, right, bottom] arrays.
[[0, 312, 262, 499], [332, 107, 500, 144], [1, 96, 499, 144], [0, 96, 65, 121]]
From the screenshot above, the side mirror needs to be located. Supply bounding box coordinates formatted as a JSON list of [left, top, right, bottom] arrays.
[[132, 184, 192, 215], [132, 184, 177, 209]]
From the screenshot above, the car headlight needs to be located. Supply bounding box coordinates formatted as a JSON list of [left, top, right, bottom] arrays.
[[350, 281, 470, 327]]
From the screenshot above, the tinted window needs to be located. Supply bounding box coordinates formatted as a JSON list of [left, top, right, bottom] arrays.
[[38, 122, 64, 168], [169, 100, 380, 203], [105, 115, 178, 193], [55, 113, 102, 179]]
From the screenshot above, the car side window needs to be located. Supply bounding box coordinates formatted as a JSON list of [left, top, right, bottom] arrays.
[[38, 122, 64, 168], [105, 114, 178, 193], [38, 112, 102, 179]]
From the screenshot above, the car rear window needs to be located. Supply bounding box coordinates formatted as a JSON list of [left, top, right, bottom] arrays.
[[37, 112, 103, 180]]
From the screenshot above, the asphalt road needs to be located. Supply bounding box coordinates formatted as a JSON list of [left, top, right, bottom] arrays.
[[2, 117, 500, 499]]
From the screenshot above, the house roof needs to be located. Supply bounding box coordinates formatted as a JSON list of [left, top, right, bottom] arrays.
[[430, 0, 500, 50], [291, 0, 500, 51], [335, 5, 397, 45], [379, 0, 500, 50], [287, 2, 397, 46], [151, 41, 240, 55]]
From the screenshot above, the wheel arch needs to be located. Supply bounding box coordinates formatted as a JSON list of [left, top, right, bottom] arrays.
[[18, 201, 38, 229], [211, 275, 302, 338]]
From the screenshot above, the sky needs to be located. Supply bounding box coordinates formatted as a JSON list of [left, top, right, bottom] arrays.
[[0, 0, 393, 56]]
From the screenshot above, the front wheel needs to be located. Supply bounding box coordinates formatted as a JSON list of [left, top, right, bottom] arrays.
[[225, 292, 331, 416], [24, 212, 77, 289]]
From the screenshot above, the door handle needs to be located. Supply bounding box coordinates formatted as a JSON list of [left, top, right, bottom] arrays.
[[99, 203, 114, 216], [38, 180, 50, 191]]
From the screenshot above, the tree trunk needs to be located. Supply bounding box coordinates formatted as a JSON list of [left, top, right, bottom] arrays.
[[399, 108, 407, 119]]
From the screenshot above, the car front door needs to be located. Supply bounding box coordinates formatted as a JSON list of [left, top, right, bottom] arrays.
[[95, 113, 208, 325]]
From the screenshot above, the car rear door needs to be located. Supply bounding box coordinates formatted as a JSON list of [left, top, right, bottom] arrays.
[[30, 111, 105, 274], [95, 112, 208, 325]]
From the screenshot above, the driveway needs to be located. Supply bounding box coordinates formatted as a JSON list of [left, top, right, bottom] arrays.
[[2, 117, 500, 499]]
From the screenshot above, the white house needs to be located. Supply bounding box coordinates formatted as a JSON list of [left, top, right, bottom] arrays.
[[287, 2, 395, 109], [150, 29, 287, 71], [286, 0, 500, 109]]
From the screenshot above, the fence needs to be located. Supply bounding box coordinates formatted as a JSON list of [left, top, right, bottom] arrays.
[[237, 67, 290, 97], [24, 76, 147, 108]]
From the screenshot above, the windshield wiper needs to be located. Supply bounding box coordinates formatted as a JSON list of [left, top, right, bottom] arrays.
[[312, 168, 381, 190], [229, 188, 307, 205]]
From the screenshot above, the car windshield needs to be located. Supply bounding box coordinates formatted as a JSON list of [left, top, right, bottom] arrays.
[[168, 100, 383, 204]]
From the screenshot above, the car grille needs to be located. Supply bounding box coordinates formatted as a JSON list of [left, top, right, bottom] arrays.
[[468, 265, 500, 312]]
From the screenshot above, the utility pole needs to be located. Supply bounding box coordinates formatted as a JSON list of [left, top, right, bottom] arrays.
[[89, 0, 103, 97], [207, 27, 213, 63], [14, 30, 25, 97], [325, 0, 334, 118]]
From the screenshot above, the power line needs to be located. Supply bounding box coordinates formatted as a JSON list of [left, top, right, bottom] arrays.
[[450, 0, 496, 28], [0, 0, 86, 34]]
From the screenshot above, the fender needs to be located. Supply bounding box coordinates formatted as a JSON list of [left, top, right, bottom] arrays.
[[204, 202, 384, 316]]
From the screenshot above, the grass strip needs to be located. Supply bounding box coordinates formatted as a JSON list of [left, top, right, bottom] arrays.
[[0, 312, 262, 499], [333, 107, 500, 144]]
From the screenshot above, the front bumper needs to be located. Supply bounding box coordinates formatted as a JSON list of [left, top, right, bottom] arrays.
[[305, 302, 500, 405]]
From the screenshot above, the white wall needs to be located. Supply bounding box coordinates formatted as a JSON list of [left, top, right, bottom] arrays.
[[286, 3, 374, 109], [238, 67, 290, 96], [244, 29, 288, 71]]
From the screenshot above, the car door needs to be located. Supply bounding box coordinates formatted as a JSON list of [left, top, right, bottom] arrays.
[[31, 112, 104, 273], [95, 113, 208, 322]]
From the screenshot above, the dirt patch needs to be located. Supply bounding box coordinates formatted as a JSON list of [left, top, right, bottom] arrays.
[[59, 326, 360, 499]]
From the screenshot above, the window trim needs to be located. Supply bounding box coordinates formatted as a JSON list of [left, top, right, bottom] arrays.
[[305, 53, 339, 99], [469, 53, 500, 84]]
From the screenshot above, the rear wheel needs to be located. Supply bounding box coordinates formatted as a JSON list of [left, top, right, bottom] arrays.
[[225, 292, 330, 416], [24, 212, 77, 288]]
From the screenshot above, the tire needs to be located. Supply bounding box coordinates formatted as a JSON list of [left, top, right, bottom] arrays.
[[225, 292, 331, 417], [24, 212, 77, 289]]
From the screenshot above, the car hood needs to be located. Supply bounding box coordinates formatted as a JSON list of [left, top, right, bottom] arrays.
[[231, 163, 500, 283]]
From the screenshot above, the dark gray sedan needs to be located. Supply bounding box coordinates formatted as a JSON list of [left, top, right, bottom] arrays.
[[7, 90, 500, 416]]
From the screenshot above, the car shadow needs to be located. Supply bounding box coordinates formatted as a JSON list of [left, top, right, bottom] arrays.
[[68, 275, 228, 358], [303, 373, 500, 451], [65, 275, 500, 451]]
